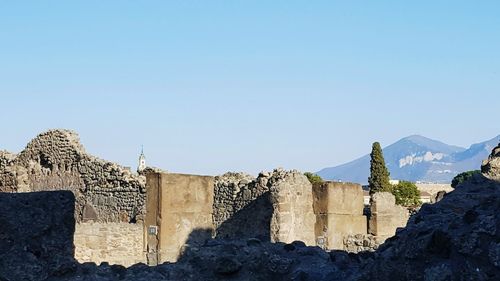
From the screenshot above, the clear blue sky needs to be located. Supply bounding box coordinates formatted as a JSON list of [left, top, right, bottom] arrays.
[[0, 1, 499, 175]]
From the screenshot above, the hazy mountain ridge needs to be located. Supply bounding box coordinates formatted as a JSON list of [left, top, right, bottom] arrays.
[[317, 134, 500, 184]]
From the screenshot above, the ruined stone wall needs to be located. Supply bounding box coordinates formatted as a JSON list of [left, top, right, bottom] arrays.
[[368, 192, 409, 241], [213, 169, 316, 245], [269, 169, 316, 245], [213, 172, 272, 240], [74, 222, 145, 266], [0, 130, 147, 266], [0, 129, 146, 223], [0, 151, 18, 192]]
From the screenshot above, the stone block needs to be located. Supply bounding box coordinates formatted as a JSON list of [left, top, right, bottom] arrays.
[[369, 192, 410, 240], [313, 182, 364, 216], [370, 192, 398, 215], [270, 171, 316, 246]]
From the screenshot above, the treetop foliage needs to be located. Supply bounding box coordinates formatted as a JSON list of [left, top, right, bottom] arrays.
[[304, 172, 323, 185], [368, 142, 391, 194], [451, 170, 481, 188]]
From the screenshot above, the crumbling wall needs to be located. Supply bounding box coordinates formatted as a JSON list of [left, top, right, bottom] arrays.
[[0, 129, 146, 223], [368, 192, 409, 241], [213, 172, 272, 240], [214, 169, 316, 245], [312, 182, 368, 250], [0, 130, 147, 267], [0, 150, 18, 192]]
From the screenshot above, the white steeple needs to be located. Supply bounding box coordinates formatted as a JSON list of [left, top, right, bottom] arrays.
[[138, 145, 146, 173]]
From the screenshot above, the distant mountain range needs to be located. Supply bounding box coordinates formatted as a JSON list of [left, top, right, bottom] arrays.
[[316, 134, 500, 184]]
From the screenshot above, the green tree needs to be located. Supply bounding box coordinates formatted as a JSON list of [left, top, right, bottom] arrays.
[[451, 170, 481, 188], [304, 172, 323, 185], [368, 142, 391, 194], [391, 181, 421, 207]]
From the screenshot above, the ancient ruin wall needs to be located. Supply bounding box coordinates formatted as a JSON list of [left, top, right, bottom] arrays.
[[213, 172, 272, 240], [0, 151, 18, 192], [269, 169, 316, 245], [0, 129, 146, 223], [213, 169, 316, 245]]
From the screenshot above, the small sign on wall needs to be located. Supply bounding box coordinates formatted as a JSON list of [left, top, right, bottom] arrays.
[[317, 236, 326, 249], [148, 225, 158, 235]]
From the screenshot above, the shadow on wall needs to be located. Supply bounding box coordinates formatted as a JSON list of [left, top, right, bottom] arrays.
[[215, 192, 273, 242], [0, 191, 76, 281], [176, 228, 214, 263]]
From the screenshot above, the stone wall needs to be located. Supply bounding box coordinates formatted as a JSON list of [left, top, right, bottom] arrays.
[[368, 192, 409, 241], [1, 129, 422, 266], [213, 169, 316, 245], [269, 169, 316, 245], [0, 150, 18, 192], [0, 130, 147, 267], [312, 182, 368, 250], [74, 222, 145, 266], [213, 172, 271, 240], [0, 129, 146, 223]]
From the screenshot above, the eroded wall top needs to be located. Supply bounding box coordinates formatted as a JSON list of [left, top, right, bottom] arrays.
[[0, 129, 146, 222]]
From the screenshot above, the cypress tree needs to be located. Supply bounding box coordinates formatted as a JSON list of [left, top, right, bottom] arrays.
[[368, 142, 391, 195]]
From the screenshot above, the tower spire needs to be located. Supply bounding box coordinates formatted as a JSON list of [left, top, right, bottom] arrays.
[[138, 145, 146, 173]]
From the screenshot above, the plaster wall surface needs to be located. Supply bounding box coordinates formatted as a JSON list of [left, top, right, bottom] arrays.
[[146, 172, 214, 264]]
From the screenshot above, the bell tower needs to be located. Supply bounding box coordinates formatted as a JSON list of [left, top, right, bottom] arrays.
[[138, 145, 146, 173]]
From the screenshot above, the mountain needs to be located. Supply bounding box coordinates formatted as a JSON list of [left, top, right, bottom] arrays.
[[316, 134, 500, 184]]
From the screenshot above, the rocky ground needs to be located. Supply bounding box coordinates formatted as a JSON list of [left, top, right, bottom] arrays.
[[1, 143, 499, 281]]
